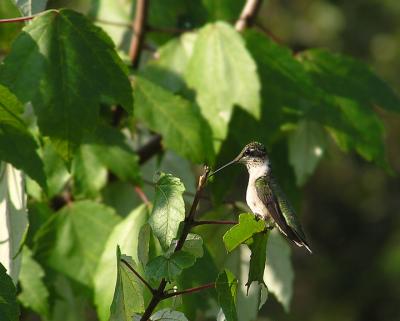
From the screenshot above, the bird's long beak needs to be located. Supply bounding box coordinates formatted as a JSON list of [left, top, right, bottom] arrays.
[[209, 155, 241, 177]]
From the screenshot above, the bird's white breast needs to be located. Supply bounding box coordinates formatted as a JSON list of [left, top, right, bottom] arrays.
[[245, 161, 269, 218]]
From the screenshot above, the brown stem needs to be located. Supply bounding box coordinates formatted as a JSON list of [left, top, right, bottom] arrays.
[[139, 167, 210, 321], [129, 0, 149, 68], [121, 258, 155, 294], [0, 15, 35, 24], [235, 0, 263, 32], [254, 22, 284, 44], [162, 283, 215, 299], [137, 134, 163, 164], [192, 220, 237, 226], [134, 186, 150, 206]]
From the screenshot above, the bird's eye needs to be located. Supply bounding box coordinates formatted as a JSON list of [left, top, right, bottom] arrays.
[[244, 149, 251, 156]]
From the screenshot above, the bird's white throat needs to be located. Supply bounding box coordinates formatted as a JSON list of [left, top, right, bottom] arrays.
[[246, 160, 270, 182]]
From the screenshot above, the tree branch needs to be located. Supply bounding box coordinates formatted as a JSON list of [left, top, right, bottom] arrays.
[[129, 0, 149, 68], [134, 186, 150, 206], [162, 283, 215, 299], [192, 220, 237, 226], [121, 258, 155, 294], [235, 0, 263, 32], [139, 166, 210, 321], [137, 134, 163, 164]]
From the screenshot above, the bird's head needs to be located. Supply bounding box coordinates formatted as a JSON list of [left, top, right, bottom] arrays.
[[211, 142, 270, 176]]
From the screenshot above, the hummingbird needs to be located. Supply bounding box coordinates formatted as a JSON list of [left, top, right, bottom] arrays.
[[211, 142, 312, 253]]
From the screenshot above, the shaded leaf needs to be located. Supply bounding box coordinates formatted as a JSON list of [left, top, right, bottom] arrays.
[[151, 308, 189, 321], [18, 247, 49, 317], [201, 0, 245, 21], [0, 85, 46, 188], [216, 269, 238, 321], [246, 232, 269, 291], [186, 22, 260, 140], [94, 205, 148, 321], [223, 213, 265, 252], [181, 233, 204, 259], [14, 0, 47, 16], [134, 76, 214, 164], [145, 252, 195, 282], [138, 223, 151, 267], [0, 9, 132, 162], [109, 247, 144, 321], [263, 230, 294, 312], [34, 200, 120, 287], [149, 172, 185, 250], [0, 262, 19, 321], [288, 120, 326, 186]]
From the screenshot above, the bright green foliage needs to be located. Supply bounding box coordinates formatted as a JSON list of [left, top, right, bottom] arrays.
[[223, 213, 266, 252], [14, 0, 47, 16], [0, 85, 46, 188], [185, 22, 261, 140], [34, 200, 120, 287], [0, 262, 19, 321], [263, 230, 294, 312], [148, 172, 186, 250], [109, 247, 145, 321], [246, 232, 269, 290], [94, 205, 148, 321], [134, 76, 214, 164], [0, 9, 132, 162], [18, 247, 49, 317], [216, 269, 238, 321], [288, 120, 327, 186], [145, 252, 196, 282]]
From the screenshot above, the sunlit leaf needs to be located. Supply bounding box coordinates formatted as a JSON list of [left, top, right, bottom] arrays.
[[223, 213, 265, 252]]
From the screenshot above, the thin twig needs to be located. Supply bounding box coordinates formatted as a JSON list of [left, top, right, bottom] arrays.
[[235, 0, 263, 32], [129, 0, 149, 68], [192, 220, 237, 226], [162, 283, 215, 299], [0, 15, 35, 24], [121, 258, 155, 294], [134, 186, 150, 206], [254, 22, 284, 44]]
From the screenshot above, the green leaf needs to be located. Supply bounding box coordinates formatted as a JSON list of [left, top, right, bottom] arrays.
[[201, 0, 245, 21], [18, 247, 49, 317], [134, 76, 214, 164], [148, 172, 185, 250], [14, 0, 47, 16], [145, 251, 195, 282], [0, 164, 28, 283], [87, 125, 141, 184], [137, 223, 151, 267], [263, 230, 294, 312], [185, 22, 261, 140], [223, 213, 265, 252], [181, 233, 204, 259], [72, 144, 107, 198], [140, 33, 197, 93], [0, 85, 46, 188], [0, 9, 132, 162], [216, 269, 238, 321], [299, 49, 400, 113], [0, 262, 19, 321], [246, 232, 269, 291], [109, 247, 145, 321], [34, 200, 120, 287], [288, 120, 327, 186], [41, 141, 70, 197], [93, 205, 148, 321], [150, 308, 189, 321]]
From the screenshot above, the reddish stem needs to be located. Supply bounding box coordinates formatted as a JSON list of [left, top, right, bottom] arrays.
[[134, 186, 150, 206], [0, 16, 35, 24], [121, 259, 155, 294], [162, 283, 215, 299]]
